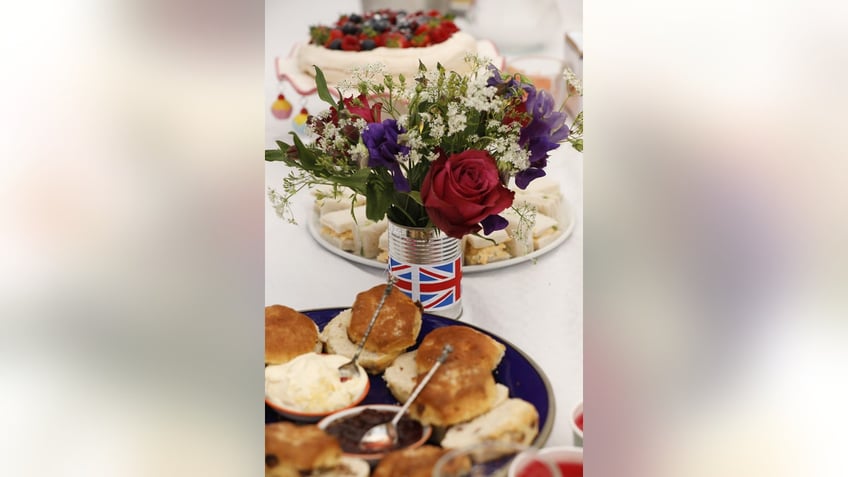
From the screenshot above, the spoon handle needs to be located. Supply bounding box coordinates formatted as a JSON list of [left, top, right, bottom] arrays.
[[391, 344, 453, 427], [351, 277, 396, 363]]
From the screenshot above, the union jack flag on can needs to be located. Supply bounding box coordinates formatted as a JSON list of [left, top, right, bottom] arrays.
[[389, 256, 462, 310]]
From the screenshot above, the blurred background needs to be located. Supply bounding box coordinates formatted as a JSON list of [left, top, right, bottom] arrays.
[[3, 0, 848, 475]]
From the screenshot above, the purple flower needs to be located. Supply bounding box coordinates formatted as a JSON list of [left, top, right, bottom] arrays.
[[486, 64, 532, 99], [516, 88, 570, 189], [480, 213, 509, 235], [362, 119, 411, 192]]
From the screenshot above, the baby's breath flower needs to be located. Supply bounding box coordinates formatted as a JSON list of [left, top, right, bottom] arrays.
[[563, 68, 583, 96], [446, 103, 466, 135]]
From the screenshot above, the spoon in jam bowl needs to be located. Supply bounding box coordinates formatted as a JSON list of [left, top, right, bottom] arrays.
[[337, 276, 396, 380], [359, 344, 453, 451]]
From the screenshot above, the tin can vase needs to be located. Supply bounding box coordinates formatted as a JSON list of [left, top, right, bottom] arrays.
[[387, 221, 463, 319]]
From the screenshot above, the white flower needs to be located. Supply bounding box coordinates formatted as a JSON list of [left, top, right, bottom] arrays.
[[349, 142, 369, 168], [446, 103, 466, 135], [429, 115, 446, 140]]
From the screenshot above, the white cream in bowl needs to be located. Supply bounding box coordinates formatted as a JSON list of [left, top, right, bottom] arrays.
[[265, 353, 368, 414]]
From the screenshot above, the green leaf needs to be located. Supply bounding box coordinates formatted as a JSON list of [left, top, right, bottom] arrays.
[[265, 149, 287, 162], [313, 66, 338, 109], [407, 191, 423, 205], [365, 176, 392, 221], [291, 134, 318, 168], [332, 168, 370, 194]]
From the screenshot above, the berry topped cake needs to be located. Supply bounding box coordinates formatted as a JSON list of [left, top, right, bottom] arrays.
[[297, 9, 479, 84]]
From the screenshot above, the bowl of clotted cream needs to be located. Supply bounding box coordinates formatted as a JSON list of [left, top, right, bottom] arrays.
[[265, 352, 370, 423]]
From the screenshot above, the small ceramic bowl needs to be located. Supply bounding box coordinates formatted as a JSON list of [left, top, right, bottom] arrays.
[[317, 404, 432, 461], [508, 445, 583, 477], [265, 354, 370, 423], [264, 381, 369, 423], [571, 400, 583, 446]]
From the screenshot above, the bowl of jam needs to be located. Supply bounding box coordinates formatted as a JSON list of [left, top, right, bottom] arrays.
[[571, 400, 583, 446], [317, 404, 432, 460], [508, 446, 583, 477]]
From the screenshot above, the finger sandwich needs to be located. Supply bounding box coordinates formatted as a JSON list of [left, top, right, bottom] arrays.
[[464, 229, 512, 265], [319, 205, 386, 257], [312, 185, 366, 217]]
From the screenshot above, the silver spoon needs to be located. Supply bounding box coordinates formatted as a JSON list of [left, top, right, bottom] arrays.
[[359, 344, 453, 451], [337, 276, 396, 380]]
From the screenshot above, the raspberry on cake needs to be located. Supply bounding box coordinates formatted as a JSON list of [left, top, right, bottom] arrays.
[[297, 9, 478, 84]]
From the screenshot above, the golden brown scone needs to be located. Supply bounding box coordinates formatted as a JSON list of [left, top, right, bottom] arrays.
[[408, 363, 499, 426], [440, 398, 540, 448], [372, 445, 452, 477], [349, 285, 422, 356], [415, 325, 506, 373], [265, 422, 341, 472], [265, 305, 321, 365], [264, 458, 297, 477], [322, 309, 398, 373]]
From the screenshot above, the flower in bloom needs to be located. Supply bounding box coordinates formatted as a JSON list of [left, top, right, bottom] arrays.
[[342, 94, 382, 124], [362, 119, 411, 192], [515, 88, 570, 189], [421, 150, 514, 238]]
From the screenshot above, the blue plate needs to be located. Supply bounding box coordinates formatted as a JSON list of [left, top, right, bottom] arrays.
[[265, 308, 555, 446]]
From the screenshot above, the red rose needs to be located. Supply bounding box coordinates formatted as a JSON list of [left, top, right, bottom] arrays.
[[421, 150, 515, 239]]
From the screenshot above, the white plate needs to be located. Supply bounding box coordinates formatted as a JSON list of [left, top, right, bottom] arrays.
[[306, 199, 575, 274], [276, 40, 505, 97]]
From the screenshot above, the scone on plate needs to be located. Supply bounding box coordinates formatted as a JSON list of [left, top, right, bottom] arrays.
[[265, 422, 369, 477], [384, 349, 510, 407], [408, 363, 499, 427], [265, 305, 322, 365], [322, 284, 422, 373], [440, 398, 540, 449], [265, 422, 341, 474], [383, 350, 418, 403], [415, 325, 506, 373], [372, 445, 453, 477]]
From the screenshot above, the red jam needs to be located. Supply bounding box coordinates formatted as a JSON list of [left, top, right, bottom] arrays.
[[575, 411, 583, 431], [324, 409, 423, 454], [518, 459, 583, 477]]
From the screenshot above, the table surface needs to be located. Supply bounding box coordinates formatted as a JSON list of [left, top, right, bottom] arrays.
[[265, 1, 583, 447]]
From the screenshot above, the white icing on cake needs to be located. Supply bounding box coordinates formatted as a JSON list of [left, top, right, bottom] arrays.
[[297, 32, 479, 84]]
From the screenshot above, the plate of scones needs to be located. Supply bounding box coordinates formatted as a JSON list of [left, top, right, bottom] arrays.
[[307, 176, 575, 273], [265, 283, 555, 476]]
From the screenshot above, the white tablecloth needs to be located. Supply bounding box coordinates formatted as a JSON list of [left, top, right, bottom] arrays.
[[265, 1, 583, 447]]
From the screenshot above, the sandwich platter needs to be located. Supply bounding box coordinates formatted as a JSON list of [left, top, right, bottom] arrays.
[[306, 198, 576, 274], [265, 308, 555, 447]]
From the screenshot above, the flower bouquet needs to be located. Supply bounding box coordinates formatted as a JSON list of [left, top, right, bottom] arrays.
[[265, 55, 582, 240]]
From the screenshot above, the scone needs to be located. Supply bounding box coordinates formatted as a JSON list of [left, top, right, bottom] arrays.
[[265, 422, 341, 473], [349, 284, 423, 358], [384, 349, 510, 408], [310, 456, 370, 477], [408, 363, 499, 426], [440, 398, 540, 449], [415, 325, 506, 373], [265, 305, 321, 365], [321, 309, 396, 373], [383, 350, 418, 403], [372, 445, 453, 477]]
